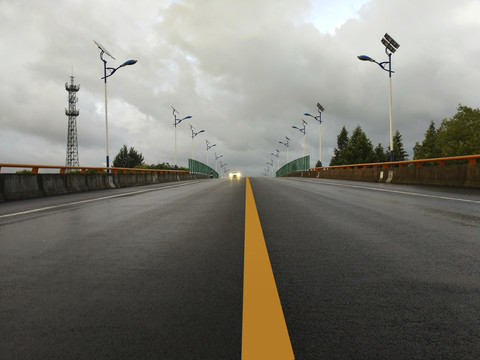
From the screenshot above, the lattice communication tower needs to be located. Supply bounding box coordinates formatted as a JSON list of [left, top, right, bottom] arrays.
[[65, 75, 80, 167]]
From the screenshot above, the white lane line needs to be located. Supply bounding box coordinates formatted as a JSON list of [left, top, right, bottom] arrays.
[[0, 182, 199, 219], [294, 179, 480, 204]]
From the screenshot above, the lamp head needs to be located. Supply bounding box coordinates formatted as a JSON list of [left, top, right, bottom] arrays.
[[358, 55, 375, 62], [120, 59, 137, 67]]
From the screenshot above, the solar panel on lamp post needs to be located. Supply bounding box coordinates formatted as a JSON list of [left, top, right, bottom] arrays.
[[171, 106, 192, 169], [358, 33, 400, 164], [304, 102, 325, 167], [205, 140, 216, 167], [292, 119, 307, 157], [189, 124, 205, 160], [214, 152, 223, 173], [94, 40, 137, 171], [271, 149, 280, 170], [279, 136, 290, 164]]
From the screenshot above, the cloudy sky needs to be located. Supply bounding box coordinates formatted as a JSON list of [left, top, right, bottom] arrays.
[[1, 0, 480, 176]]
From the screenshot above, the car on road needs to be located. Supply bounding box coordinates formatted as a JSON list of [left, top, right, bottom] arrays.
[[228, 171, 241, 179]]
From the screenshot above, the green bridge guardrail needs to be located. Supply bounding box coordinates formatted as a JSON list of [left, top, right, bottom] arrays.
[[188, 159, 219, 178], [276, 155, 310, 177]]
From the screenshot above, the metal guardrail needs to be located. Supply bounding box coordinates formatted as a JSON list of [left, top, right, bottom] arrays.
[[188, 159, 219, 178], [0, 163, 189, 175], [276, 156, 310, 177], [307, 155, 480, 171]]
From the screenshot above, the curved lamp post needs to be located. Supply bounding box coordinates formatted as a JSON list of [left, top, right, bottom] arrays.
[[304, 102, 325, 166], [189, 124, 205, 160], [214, 152, 223, 173], [95, 40, 137, 170], [171, 106, 192, 168], [292, 119, 307, 157], [358, 33, 400, 163], [279, 136, 290, 164], [205, 140, 216, 167], [271, 149, 280, 170], [267, 159, 274, 177]]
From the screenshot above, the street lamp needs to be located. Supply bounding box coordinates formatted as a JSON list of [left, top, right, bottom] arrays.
[[279, 136, 290, 164], [267, 159, 274, 177], [205, 139, 216, 167], [219, 160, 226, 176], [94, 40, 137, 170], [171, 106, 192, 169], [358, 33, 400, 163], [271, 149, 280, 170], [189, 124, 205, 160], [292, 119, 308, 157], [304, 102, 325, 167], [214, 152, 223, 173]]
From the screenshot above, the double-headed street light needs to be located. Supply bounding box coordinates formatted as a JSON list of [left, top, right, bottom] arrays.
[[171, 106, 192, 169], [279, 136, 290, 164], [292, 119, 308, 157], [358, 33, 400, 163], [94, 40, 137, 170], [205, 139, 216, 167], [189, 124, 205, 160], [304, 102, 325, 166]]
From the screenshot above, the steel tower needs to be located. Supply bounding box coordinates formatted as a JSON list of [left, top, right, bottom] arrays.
[[65, 75, 80, 167]]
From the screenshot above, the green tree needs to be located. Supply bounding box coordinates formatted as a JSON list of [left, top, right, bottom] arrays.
[[330, 126, 349, 165], [436, 105, 480, 157], [392, 130, 408, 161], [413, 121, 439, 160], [343, 126, 375, 164], [113, 145, 145, 168], [374, 143, 389, 163]]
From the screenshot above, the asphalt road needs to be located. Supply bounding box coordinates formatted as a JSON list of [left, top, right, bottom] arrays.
[[1, 177, 480, 359]]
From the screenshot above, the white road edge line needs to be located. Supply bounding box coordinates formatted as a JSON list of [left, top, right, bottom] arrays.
[[0, 181, 200, 219], [292, 178, 480, 204]]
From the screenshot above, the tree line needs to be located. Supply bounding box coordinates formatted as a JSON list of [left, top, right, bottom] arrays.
[[112, 145, 188, 171], [329, 104, 480, 166], [329, 127, 407, 166], [413, 105, 480, 159]]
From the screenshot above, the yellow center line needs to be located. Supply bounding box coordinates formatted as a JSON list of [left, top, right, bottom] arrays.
[[242, 177, 295, 359]]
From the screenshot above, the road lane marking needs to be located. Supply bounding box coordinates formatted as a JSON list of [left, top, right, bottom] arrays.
[[0, 182, 199, 219], [293, 178, 480, 204], [242, 177, 294, 359]]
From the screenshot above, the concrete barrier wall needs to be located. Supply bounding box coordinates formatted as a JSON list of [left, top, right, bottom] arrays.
[[0, 173, 207, 202], [286, 164, 480, 188]]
